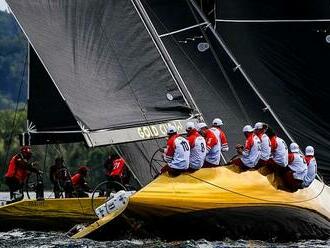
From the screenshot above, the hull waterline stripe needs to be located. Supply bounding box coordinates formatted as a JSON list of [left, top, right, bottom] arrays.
[[159, 22, 208, 37]]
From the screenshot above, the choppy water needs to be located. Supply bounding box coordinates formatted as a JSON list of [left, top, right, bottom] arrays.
[[0, 230, 328, 248], [1, 193, 329, 247]]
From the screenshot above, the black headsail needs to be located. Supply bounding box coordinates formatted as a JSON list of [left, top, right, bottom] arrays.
[[138, 0, 290, 156], [7, 0, 197, 148], [215, 0, 330, 180]]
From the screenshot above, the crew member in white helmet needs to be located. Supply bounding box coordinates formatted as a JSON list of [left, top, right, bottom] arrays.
[[210, 118, 229, 164], [162, 125, 190, 176], [284, 143, 307, 190], [197, 122, 220, 167], [186, 122, 206, 170], [230, 125, 261, 170], [254, 122, 271, 168], [302, 146, 317, 188]]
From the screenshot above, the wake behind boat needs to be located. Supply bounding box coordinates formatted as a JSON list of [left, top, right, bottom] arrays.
[[2, 0, 329, 242]]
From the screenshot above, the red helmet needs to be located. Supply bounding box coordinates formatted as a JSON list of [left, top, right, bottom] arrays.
[[21, 146, 32, 159]]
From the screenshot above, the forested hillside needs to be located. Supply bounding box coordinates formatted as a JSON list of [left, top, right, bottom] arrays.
[[0, 10, 27, 109]]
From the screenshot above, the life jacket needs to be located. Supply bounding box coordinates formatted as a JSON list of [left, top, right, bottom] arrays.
[[288, 152, 307, 180], [241, 133, 261, 168], [210, 127, 229, 152], [110, 158, 125, 177], [164, 134, 190, 170], [270, 136, 288, 167], [187, 129, 206, 169], [5, 154, 29, 183], [204, 129, 221, 165]]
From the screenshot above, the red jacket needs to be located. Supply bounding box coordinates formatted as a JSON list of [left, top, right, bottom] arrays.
[[110, 158, 125, 177], [5, 154, 29, 183]]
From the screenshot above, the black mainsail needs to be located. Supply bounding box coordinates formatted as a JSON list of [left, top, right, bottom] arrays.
[[215, 0, 330, 180], [8, 0, 197, 148]]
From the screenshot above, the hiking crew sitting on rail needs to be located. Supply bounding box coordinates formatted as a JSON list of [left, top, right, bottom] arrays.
[[4, 146, 40, 201], [284, 143, 307, 191], [210, 118, 229, 164], [231, 125, 261, 171], [265, 127, 288, 168], [49, 157, 72, 198], [185, 122, 206, 170], [71, 166, 90, 197], [197, 122, 220, 167], [302, 146, 317, 188], [162, 126, 190, 176], [254, 122, 271, 168]]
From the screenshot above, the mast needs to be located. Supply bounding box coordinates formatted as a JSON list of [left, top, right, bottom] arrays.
[[132, 0, 203, 119], [188, 0, 296, 143]]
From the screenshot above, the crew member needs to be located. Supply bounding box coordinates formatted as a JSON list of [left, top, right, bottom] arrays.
[[162, 126, 190, 176], [4, 146, 39, 201], [254, 122, 271, 168], [49, 157, 72, 198], [284, 143, 307, 190], [106, 155, 127, 184], [265, 127, 288, 168], [210, 118, 229, 164], [197, 122, 220, 167], [302, 146, 317, 188], [230, 125, 261, 170], [71, 166, 90, 197], [186, 122, 206, 170]]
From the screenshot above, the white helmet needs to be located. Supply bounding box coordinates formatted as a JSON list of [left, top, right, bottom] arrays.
[[305, 146, 314, 156], [186, 121, 195, 131], [242, 125, 254, 133], [212, 118, 223, 127], [196, 122, 207, 131], [290, 143, 300, 153], [254, 122, 264, 130], [167, 125, 177, 135]]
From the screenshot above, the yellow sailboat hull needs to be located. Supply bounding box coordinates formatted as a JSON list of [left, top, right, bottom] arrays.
[[0, 166, 329, 240], [0, 197, 104, 230], [124, 166, 330, 240]]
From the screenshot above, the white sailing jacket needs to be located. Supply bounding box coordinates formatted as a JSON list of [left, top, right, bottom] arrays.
[[164, 134, 190, 170], [258, 133, 271, 161], [187, 131, 207, 169], [241, 133, 261, 168], [288, 152, 307, 180], [270, 136, 288, 167], [302, 156, 317, 187]]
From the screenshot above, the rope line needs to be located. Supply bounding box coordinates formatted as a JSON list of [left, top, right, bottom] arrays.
[[2, 49, 28, 172], [187, 172, 326, 204]]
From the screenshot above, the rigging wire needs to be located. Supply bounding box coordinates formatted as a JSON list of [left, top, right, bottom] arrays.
[[92, 6, 184, 185], [188, 0, 326, 183], [1, 48, 28, 178], [142, 0, 250, 124]]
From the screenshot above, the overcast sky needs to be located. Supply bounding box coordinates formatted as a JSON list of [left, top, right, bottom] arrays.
[[0, 0, 8, 11]]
